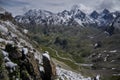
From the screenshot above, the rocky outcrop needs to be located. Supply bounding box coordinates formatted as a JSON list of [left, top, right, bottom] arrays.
[[0, 33, 42, 80], [42, 52, 56, 80], [0, 12, 13, 21]]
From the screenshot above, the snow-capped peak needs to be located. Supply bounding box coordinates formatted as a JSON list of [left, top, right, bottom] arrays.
[[102, 8, 110, 14], [71, 4, 93, 14], [90, 10, 99, 19], [15, 5, 120, 29]]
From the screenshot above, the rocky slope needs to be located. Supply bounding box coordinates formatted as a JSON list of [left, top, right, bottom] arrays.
[[0, 9, 57, 80]]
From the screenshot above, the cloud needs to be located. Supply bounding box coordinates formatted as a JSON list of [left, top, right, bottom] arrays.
[[45, 2, 65, 6], [0, 0, 29, 7], [97, 0, 114, 10], [0, 0, 120, 16], [96, 0, 120, 11]]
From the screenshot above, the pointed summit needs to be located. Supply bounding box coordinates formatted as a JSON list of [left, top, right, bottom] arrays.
[[70, 4, 86, 19], [102, 8, 110, 14], [90, 10, 99, 19], [71, 5, 79, 12]]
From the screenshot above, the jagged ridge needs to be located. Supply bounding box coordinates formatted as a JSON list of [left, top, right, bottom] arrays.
[[15, 6, 120, 28]]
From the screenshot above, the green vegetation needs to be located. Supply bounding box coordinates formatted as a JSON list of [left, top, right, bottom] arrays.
[[102, 76, 120, 80], [41, 46, 79, 70], [21, 24, 103, 69], [110, 76, 120, 80], [21, 23, 120, 79], [0, 50, 3, 71]]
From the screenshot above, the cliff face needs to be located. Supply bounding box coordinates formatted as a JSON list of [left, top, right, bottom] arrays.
[[0, 10, 56, 80]]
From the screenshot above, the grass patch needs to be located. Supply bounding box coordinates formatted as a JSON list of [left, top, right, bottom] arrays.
[[41, 46, 79, 70]]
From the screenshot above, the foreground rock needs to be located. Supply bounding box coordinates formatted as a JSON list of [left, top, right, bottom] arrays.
[[42, 52, 56, 80]]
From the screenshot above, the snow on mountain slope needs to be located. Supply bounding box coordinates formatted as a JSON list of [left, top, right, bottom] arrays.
[[15, 5, 120, 28], [114, 15, 120, 30], [15, 5, 93, 26], [56, 67, 92, 80]]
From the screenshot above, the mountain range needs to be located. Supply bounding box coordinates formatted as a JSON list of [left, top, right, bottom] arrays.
[[15, 5, 120, 30]]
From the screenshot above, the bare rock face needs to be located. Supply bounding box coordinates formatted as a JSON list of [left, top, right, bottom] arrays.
[[27, 52, 41, 80], [4, 43, 42, 80], [42, 53, 56, 80], [51, 61, 56, 78], [0, 11, 13, 21], [5, 44, 22, 59]]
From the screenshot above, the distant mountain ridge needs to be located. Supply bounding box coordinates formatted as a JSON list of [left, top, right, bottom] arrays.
[[15, 5, 120, 32]]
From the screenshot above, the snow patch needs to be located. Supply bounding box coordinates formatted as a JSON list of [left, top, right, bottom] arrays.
[[4, 21, 16, 32], [11, 33, 17, 38], [22, 48, 28, 55], [39, 66, 44, 72], [0, 24, 8, 33], [98, 53, 101, 58], [42, 51, 50, 60], [75, 18, 83, 26], [112, 68, 116, 70], [23, 29, 28, 34], [0, 38, 14, 45], [2, 50, 9, 57], [111, 60, 115, 62], [0, 38, 5, 42], [56, 67, 91, 80], [5, 62, 17, 69], [6, 40, 14, 44], [4, 57, 11, 62], [34, 52, 42, 63], [104, 57, 107, 61], [96, 75, 100, 80], [110, 50, 117, 53]]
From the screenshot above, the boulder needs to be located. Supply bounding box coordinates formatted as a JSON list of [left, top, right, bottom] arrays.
[[42, 52, 56, 80]]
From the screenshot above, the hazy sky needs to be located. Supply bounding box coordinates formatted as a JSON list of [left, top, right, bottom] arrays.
[[0, 0, 120, 16]]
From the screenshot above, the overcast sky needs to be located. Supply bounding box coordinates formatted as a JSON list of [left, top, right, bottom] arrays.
[[0, 0, 120, 16]]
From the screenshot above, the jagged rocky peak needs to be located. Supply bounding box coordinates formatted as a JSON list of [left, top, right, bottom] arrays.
[[24, 9, 36, 16], [101, 9, 114, 20], [14, 5, 120, 29], [71, 5, 80, 12], [90, 10, 99, 19], [70, 4, 86, 15], [62, 10, 70, 14], [114, 15, 120, 30], [102, 8, 110, 14], [58, 10, 70, 17], [114, 11, 120, 16]]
